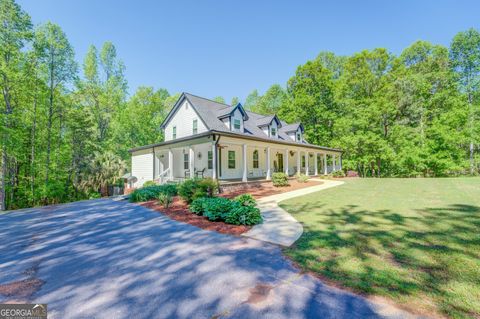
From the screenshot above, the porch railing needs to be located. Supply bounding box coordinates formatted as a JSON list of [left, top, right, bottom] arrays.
[[156, 168, 171, 184]]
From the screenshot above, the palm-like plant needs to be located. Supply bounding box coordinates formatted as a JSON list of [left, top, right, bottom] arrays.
[[81, 151, 126, 196]]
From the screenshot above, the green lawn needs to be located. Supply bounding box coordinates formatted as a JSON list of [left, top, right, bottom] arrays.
[[280, 178, 480, 319]]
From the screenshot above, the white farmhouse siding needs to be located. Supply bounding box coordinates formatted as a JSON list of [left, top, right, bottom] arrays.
[[261, 126, 269, 136], [164, 101, 207, 141], [131, 149, 154, 187]]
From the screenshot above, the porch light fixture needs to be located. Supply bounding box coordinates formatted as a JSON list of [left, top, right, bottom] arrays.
[[198, 152, 202, 159], [289, 151, 294, 156], [309, 153, 313, 158]]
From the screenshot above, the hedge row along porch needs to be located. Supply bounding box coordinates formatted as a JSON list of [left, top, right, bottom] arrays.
[[129, 93, 342, 187]]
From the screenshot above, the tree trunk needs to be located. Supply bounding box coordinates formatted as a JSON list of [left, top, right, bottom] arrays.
[[1, 75, 12, 211], [468, 92, 474, 175], [30, 79, 38, 206], [45, 57, 55, 186]]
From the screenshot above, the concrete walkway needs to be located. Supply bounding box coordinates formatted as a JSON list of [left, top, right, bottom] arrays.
[[243, 179, 345, 246]]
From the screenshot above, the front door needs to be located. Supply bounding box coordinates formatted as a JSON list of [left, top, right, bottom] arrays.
[[277, 153, 284, 172]]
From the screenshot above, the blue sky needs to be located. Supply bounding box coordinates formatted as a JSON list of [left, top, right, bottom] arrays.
[[18, 0, 480, 103]]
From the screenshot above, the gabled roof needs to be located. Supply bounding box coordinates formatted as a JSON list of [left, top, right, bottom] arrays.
[[282, 123, 304, 133], [159, 92, 322, 148], [256, 114, 282, 128], [217, 103, 249, 120]]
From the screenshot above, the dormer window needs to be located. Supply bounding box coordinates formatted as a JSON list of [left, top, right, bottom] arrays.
[[173, 126, 177, 139], [233, 118, 241, 130], [271, 126, 277, 137], [296, 132, 301, 142]]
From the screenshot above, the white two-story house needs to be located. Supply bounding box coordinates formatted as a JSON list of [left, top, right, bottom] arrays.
[[129, 93, 342, 187]]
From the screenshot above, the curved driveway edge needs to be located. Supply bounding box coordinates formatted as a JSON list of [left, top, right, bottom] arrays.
[[242, 179, 345, 246]]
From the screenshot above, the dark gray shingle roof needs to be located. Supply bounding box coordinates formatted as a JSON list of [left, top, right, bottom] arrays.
[[183, 93, 312, 146]]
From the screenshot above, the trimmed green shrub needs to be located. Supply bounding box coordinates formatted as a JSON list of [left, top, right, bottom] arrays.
[[233, 194, 256, 207], [143, 180, 157, 187], [157, 193, 173, 208], [297, 174, 309, 183], [203, 197, 239, 221], [225, 205, 263, 225], [178, 178, 219, 203], [272, 172, 289, 187], [332, 170, 346, 177], [129, 184, 178, 202], [88, 192, 101, 199], [189, 197, 209, 215]]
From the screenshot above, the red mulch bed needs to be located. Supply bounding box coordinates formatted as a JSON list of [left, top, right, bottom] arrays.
[[220, 179, 323, 199], [140, 198, 251, 236], [139, 179, 324, 236]]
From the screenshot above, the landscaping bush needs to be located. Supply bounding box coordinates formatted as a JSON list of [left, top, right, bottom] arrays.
[[178, 178, 219, 203], [346, 170, 359, 177], [203, 197, 239, 221], [189, 197, 209, 215], [143, 180, 157, 187], [297, 174, 309, 183], [233, 194, 256, 207], [272, 172, 289, 187], [225, 205, 263, 225], [129, 184, 178, 202], [189, 196, 263, 226], [88, 192, 101, 199], [332, 170, 346, 177], [157, 193, 173, 209]]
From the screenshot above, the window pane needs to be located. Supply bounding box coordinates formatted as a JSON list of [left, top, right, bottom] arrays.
[[207, 151, 213, 169], [184, 153, 189, 169], [234, 119, 241, 130], [193, 119, 198, 134], [253, 150, 259, 169], [228, 150, 235, 168]]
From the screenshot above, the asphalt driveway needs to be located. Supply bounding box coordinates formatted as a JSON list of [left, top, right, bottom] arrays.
[[0, 199, 417, 319]]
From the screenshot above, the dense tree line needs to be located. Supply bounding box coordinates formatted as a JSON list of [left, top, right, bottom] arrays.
[[1, 0, 479, 210], [246, 40, 479, 178]]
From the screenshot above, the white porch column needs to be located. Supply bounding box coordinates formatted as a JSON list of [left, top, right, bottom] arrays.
[[323, 153, 327, 175], [296, 150, 301, 176], [242, 144, 248, 182], [168, 149, 173, 179], [314, 152, 318, 175], [284, 149, 289, 175], [212, 143, 217, 179], [266, 147, 271, 180], [332, 154, 336, 172], [189, 147, 195, 178], [339, 154, 342, 171], [305, 151, 309, 176]]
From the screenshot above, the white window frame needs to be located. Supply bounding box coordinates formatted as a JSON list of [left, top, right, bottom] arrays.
[[193, 119, 198, 134], [207, 151, 213, 169], [271, 126, 277, 137], [228, 150, 236, 169], [184, 153, 189, 170], [233, 118, 241, 130]]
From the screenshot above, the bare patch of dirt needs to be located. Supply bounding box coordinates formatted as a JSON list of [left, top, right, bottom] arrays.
[[0, 278, 45, 301], [245, 283, 274, 304], [140, 197, 251, 236]]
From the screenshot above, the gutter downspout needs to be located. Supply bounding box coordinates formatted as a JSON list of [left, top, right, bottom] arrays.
[[214, 134, 221, 180], [152, 146, 156, 180]]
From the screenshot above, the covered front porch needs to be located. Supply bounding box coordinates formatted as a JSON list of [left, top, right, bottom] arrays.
[[152, 135, 342, 184]]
